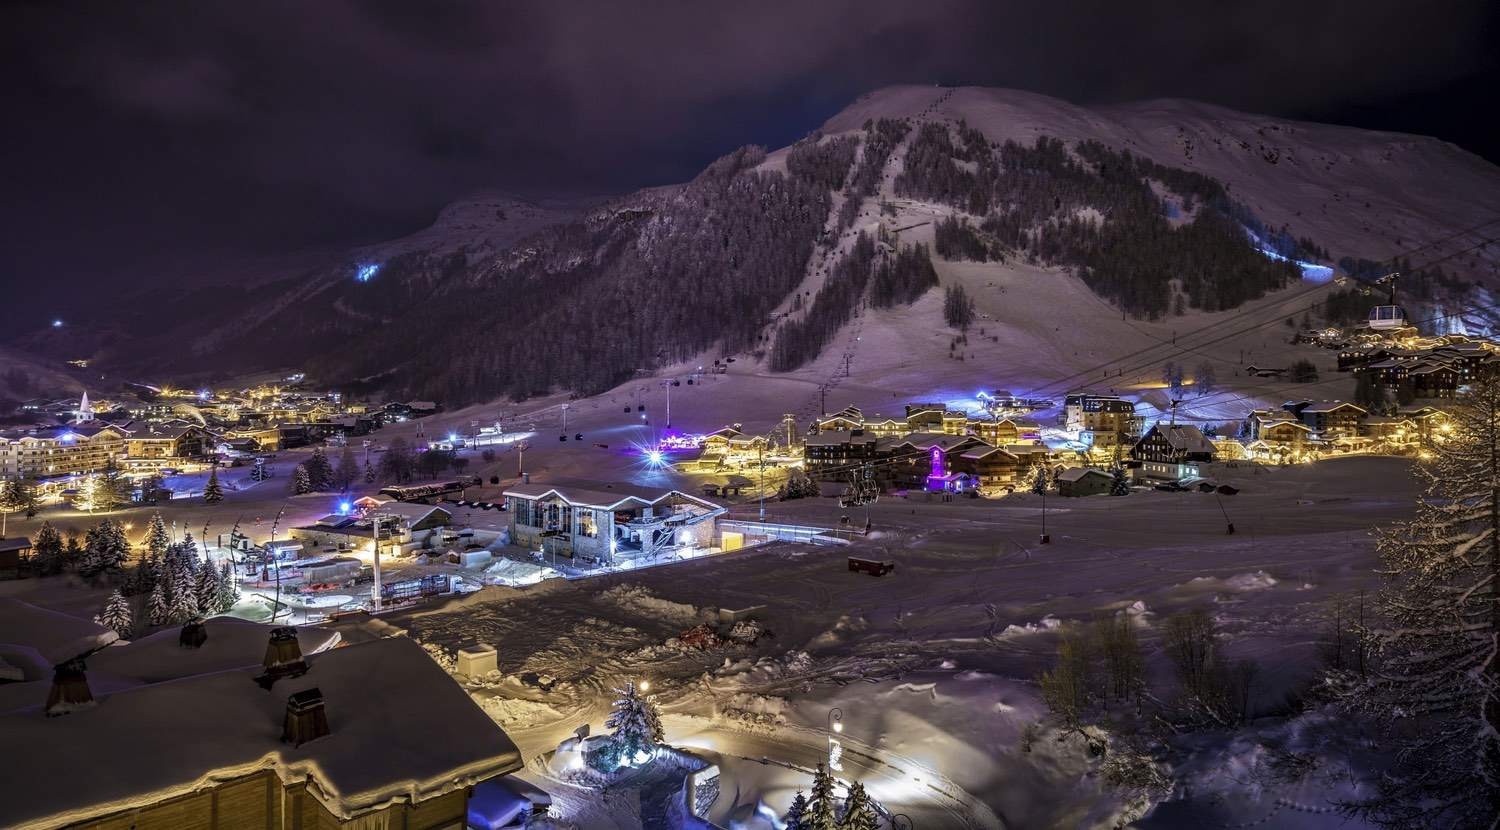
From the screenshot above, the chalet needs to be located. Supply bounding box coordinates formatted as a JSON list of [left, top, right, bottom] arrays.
[[1399, 405, 1453, 441], [1063, 394, 1138, 445], [972, 417, 1040, 446], [1407, 363, 1459, 399], [125, 423, 216, 460], [952, 442, 1049, 494], [813, 407, 864, 432], [803, 430, 880, 480], [1360, 415, 1417, 445], [890, 433, 983, 491], [1293, 401, 1367, 438], [1254, 416, 1313, 447], [698, 425, 768, 465], [503, 481, 725, 564], [0, 618, 522, 830], [903, 403, 947, 432], [1056, 467, 1113, 497], [1130, 424, 1216, 481]]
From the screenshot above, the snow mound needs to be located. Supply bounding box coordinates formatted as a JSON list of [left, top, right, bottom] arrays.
[[599, 584, 707, 625], [804, 614, 868, 650], [1173, 571, 1280, 595], [1000, 615, 1063, 638], [479, 695, 566, 730]]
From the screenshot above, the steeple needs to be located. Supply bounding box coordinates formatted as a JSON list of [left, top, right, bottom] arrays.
[[74, 391, 93, 424]]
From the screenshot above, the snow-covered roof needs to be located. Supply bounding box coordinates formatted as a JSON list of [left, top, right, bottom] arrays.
[[1057, 467, 1111, 483], [0, 598, 118, 668], [1300, 401, 1366, 414], [503, 479, 719, 511], [0, 635, 521, 829]]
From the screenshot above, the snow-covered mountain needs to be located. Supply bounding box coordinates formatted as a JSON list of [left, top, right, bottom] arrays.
[[18, 86, 1500, 405], [823, 86, 1500, 271]]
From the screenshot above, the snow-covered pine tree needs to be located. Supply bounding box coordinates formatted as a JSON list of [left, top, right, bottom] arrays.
[[1030, 461, 1051, 495], [305, 447, 334, 491], [804, 763, 838, 830], [143, 512, 170, 558], [30, 522, 63, 576], [1334, 376, 1500, 827], [170, 558, 199, 623], [216, 561, 239, 611], [605, 680, 664, 766], [95, 589, 132, 639], [292, 464, 313, 495], [364, 459, 377, 484], [1110, 465, 1130, 496], [196, 559, 220, 614], [838, 781, 878, 830], [203, 466, 224, 504], [147, 580, 170, 626], [784, 791, 808, 830]]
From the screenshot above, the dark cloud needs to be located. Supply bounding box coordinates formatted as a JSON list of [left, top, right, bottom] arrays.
[[1, 0, 1495, 326]]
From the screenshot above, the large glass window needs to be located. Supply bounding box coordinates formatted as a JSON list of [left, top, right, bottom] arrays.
[[578, 510, 597, 538]]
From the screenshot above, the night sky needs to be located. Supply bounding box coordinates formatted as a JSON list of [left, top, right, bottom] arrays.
[[2, 0, 1496, 328]]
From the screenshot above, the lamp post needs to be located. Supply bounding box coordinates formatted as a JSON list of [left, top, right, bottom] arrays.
[[1039, 489, 1050, 544], [370, 514, 386, 611], [827, 707, 844, 771]]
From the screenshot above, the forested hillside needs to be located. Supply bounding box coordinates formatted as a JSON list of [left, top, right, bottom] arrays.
[[902, 123, 1302, 317]]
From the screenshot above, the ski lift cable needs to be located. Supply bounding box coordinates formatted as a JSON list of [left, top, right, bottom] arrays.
[[1026, 217, 1500, 398], [1064, 233, 1498, 397]]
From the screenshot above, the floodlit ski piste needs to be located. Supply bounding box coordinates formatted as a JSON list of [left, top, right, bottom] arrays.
[[4, 75, 1500, 830]]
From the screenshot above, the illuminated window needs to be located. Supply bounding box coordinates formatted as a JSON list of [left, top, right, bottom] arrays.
[[578, 510, 597, 538]]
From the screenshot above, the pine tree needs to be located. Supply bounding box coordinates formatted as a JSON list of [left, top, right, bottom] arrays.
[[215, 561, 239, 612], [784, 791, 809, 830], [335, 446, 359, 492], [364, 459, 377, 484], [203, 466, 224, 504], [31, 522, 64, 576], [304, 447, 334, 491], [805, 763, 839, 830], [605, 680, 664, 765], [95, 458, 129, 512], [169, 567, 199, 624], [196, 559, 220, 615], [292, 464, 313, 495], [1110, 465, 1130, 496], [838, 781, 878, 830], [95, 589, 133, 639], [80, 520, 128, 577], [18, 476, 39, 518], [143, 513, 170, 558], [147, 580, 170, 626], [1334, 377, 1500, 826], [61, 534, 84, 572]]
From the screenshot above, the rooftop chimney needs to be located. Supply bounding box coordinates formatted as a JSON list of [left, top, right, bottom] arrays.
[[282, 687, 329, 746], [255, 626, 308, 690], [45, 657, 94, 717], [179, 620, 207, 649]]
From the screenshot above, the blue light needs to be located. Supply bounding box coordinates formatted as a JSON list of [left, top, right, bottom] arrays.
[[355, 263, 380, 283], [58, 432, 76, 444], [446, 433, 458, 443], [338, 501, 352, 515], [51, 319, 63, 328], [645, 450, 666, 468]]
